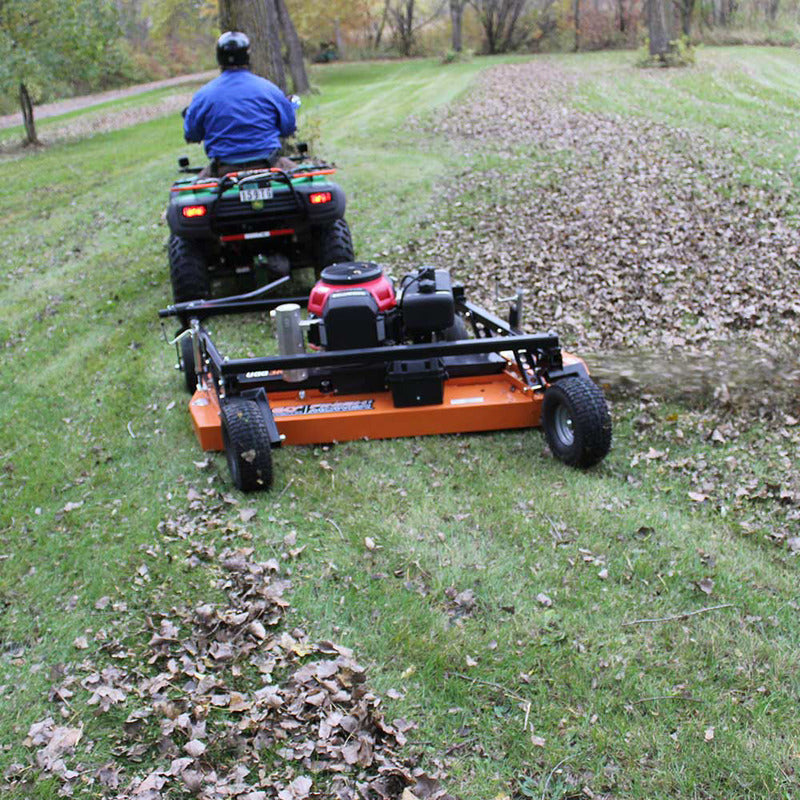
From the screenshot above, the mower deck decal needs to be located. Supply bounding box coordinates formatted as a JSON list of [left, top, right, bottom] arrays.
[[270, 374, 540, 446], [450, 396, 485, 405], [273, 399, 375, 417]]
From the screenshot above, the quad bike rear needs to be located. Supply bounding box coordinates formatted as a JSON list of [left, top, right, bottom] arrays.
[[165, 146, 354, 303]]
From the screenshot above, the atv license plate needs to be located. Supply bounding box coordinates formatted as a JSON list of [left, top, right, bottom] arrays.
[[239, 187, 273, 202]]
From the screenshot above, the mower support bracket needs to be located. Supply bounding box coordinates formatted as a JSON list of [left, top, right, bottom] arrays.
[[241, 387, 283, 447]]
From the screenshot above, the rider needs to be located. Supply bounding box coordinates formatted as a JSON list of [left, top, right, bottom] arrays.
[[183, 31, 297, 177]]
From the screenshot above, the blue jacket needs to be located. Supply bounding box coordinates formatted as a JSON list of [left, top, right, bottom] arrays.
[[184, 69, 296, 161]]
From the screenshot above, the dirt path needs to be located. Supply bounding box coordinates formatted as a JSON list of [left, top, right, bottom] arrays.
[[0, 70, 216, 130]]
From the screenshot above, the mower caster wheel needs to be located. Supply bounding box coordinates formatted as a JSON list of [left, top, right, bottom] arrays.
[[169, 234, 210, 303], [221, 398, 274, 492], [542, 377, 611, 468], [179, 335, 198, 394]]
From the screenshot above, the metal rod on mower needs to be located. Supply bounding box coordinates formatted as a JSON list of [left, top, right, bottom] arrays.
[[158, 276, 309, 322], [217, 333, 561, 376]]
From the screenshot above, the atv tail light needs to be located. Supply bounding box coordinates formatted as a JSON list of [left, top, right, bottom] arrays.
[[182, 205, 207, 218], [309, 191, 332, 205]]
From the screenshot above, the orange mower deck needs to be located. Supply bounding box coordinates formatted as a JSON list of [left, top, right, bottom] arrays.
[[190, 368, 547, 450]]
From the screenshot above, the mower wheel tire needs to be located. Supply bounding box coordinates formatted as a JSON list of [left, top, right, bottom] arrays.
[[316, 219, 354, 271], [542, 377, 611, 469], [220, 399, 274, 492], [442, 314, 470, 341], [169, 235, 210, 303], [180, 335, 198, 395]]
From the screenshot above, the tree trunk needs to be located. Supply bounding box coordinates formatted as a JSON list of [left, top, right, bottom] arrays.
[[679, 0, 694, 35], [19, 83, 40, 147], [647, 0, 673, 57], [218, 0, 286, 90], [263, 0, 287, 92], [574, 0, 581, 50], [374, 0, 391, 48], [334, 18, 344, 56], [450, 0, 463, 51], [403, 0, 416, 55], [275, 0, 310, 94], [500, 0, 526, 51], [767, 0, 779, 20], [389, 0, 416, 56], [617, 0, 626, 32]]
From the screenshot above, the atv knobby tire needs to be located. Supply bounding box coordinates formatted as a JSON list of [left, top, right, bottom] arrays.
[[220, 398, 274, 492], [169, 235, 210, 303], [316, 219, 354, 271], [542, 377, 611, 468]]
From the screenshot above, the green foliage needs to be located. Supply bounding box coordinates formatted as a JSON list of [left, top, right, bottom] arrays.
[[440, 47, 474, 64], [0, 0, 128, 105], [636, 35, 696, 68]]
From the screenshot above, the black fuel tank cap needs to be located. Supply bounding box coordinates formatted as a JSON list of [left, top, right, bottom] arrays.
[[320, 261, 383, 285]]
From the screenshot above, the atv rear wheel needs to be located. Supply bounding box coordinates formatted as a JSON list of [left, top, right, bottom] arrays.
[[542, 377, 612, 468], [220, 398, 274, 492], [316, 219, 354, 271], [179, 335, 198, 395], [169, 235, 210, 303]]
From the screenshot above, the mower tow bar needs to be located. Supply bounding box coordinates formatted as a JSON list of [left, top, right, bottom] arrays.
[[159, 275, 291, 319]]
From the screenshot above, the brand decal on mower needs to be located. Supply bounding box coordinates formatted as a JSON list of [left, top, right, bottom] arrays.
[[450, 396, 486, 405], [273, 400, 375, 417]]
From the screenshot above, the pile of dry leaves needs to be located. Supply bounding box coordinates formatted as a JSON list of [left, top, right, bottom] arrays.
[[404, 62, 800, 408], [10, 500, 453, 800]]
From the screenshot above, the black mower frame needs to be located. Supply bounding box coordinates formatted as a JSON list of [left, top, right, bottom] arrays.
[[159, 283, 589, 450]]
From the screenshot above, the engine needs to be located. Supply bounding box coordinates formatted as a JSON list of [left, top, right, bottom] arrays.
[[307, 262, 455, 351], [308, 262, 395, 350]]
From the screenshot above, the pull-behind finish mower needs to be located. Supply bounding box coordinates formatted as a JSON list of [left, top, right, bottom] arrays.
[[166, 152, 354, 303], [160, 262, 612, 491]]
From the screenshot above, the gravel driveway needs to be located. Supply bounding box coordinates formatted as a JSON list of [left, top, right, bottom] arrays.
[[0, 71, 216, 130]]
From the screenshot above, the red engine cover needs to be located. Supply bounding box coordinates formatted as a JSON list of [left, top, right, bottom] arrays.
[[308, 262, 396, 316]]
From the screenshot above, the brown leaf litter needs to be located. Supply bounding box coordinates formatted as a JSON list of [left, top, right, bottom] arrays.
[[14, 501, 455, 800], [402, 62, 800, 412]]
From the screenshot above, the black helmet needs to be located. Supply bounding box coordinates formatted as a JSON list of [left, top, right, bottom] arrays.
[[216, 31, 250, 68]]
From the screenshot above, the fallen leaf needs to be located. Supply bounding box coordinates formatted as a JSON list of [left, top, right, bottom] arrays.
[[698, 577, 714, 595], [184, 739, 206, 758], [239, 507, 257, 523]]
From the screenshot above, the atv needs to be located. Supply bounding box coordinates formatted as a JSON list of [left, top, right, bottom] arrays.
[[160, 262, 613, 492], [165, 146, 354, 303]]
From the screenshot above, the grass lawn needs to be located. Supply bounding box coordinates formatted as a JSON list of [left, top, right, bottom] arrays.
[[1, 50, 799, 799]]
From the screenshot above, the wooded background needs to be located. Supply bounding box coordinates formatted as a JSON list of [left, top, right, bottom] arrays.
[[2, 0, 800, 118]]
